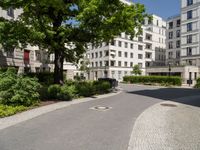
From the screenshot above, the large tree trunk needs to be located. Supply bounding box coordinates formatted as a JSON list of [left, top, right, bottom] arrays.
[[54, 50, 64, 84]]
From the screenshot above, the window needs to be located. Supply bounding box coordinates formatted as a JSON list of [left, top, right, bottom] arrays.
[[168, 42, 173, 49], [169, 32, 173, 39], [138, 37, 143, 42], [130, 53, 133, 58], [177, 19, 181, 27], [111, 40, 115, 46], [125, 42, 128, 48], [138, 63, 143, 68], [105, 50, 109, 56], [100, 51, 102, 57], [187, 35, 192, 44], [7, 7, 14, 18], [100, 61, 102, 67], [168, 52, 173, 59], [105, 61, 109, 66], [138, 45, 143, 50], [91, 53, 94, 58], [7, 49, 14, 58], [118, 51, 122, 57], [169, 22, 173, 29], [124, 62, 128, 67], [176, 30, 180, 38], [187, 10, 193, 20], [118, 41, 122, 47], [130, 62, 133, 67], [176, 51, 180, 58], [187, 47, 192, 56], [95, 52, 98, 58], [138, 54, 143, 59], [95, 62, 98, 67], [130, 43, 134, 49], [124, 52, 128, 58], [118, 61, 121, 67], [176, 40, 180, 48], [187, 0, 193, 6], [110, 61, 115, 67], [187, 23, 192, 32]]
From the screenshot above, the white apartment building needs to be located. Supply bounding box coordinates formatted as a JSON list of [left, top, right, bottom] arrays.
[[143, 15, 166, 67], [166, 15, 181, 66], [180, 0, 200, 66], [147, 0, 200, 85], [87, 14, 166, 81]]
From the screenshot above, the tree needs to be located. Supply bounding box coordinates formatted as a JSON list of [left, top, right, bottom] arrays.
[[132, 65, 142, 76], [0, 0, 149, 84]]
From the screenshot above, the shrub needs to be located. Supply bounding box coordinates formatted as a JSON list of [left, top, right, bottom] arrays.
[[0, 105, 28, 118], [123, 76, 182, 86], [95, 81, 111, 94], [47, 84, 61, 100], [194, 78, 200, 88], [26, 72, 54, 85], [60, 85, 77, 100], [76, 81, 95, 97], [0, 68, 41, 106]]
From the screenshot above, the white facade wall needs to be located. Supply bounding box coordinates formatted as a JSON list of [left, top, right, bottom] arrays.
[[166, 15, 181, 65], [87, 15, 166, 81], [180, 0, 200, 66]]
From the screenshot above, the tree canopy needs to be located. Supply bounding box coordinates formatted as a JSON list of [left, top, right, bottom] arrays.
[[0, 0, 148, 83], [132, 65, 142, 76]]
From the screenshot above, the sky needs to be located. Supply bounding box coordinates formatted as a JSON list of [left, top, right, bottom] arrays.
[[132, 0, 180, 20]]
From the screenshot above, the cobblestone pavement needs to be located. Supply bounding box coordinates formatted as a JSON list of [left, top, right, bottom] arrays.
[[128, 98, 200, 150]]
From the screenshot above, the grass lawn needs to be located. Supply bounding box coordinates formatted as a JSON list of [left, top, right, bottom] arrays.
[[0, 105, 28, 118]]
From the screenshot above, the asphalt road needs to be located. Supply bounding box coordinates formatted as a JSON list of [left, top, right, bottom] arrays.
[[0, 84, 200, 150]]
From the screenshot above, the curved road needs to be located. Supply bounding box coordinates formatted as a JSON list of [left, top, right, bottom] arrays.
[[0, 84, 200, 150]]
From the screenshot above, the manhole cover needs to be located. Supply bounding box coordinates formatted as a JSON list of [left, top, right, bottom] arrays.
[[90, 106, 112, 111], [160, 103, 177, 107]]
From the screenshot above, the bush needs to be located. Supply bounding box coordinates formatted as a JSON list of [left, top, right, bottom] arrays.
[[0, 68, 41, 106], [94, 81, 111, 94], [47, 84, 61, 100], [123, 76, 182, 86], [26, 72, 54, 85], [76, 81, 95, 97], [194, 78, 200, 88], [0, 105, 28, 118], [60, 85, 77, 100]]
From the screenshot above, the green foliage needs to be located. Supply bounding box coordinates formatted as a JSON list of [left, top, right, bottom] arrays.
[[47, 84, 62, 100], [123, 76, 182, 86], [0, 105, 28, 118], [26, 72, 54, 85], [194, 78, 200, 88], [0, 68, 41, 106], [94, 81, 111, 94], [60, 85, 77, 100], [132, 65, 142, 75], [76, 81, 95, 97], [0, 0, 148, 83]]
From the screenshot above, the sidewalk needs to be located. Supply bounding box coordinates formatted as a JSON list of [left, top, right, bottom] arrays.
[[128, 96, 200, 150], [0, 91, 121, 130]]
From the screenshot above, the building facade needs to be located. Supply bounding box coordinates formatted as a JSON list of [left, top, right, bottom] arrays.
[[87, 14, 166, 81], [166, 15, 181, 66], [180, 0, 200, 66], [0, 8, 54, 73]]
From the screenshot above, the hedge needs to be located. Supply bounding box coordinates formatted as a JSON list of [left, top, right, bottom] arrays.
[[123, 76, 182, 86], [194, 78, 200, 88]]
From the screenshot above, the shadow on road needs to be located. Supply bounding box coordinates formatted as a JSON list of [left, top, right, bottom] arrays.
[[127, 88, 200, 107]]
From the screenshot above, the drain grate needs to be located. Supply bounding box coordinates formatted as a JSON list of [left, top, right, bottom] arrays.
[[90, 106, 112, 111], [160, 103, 177, 107]]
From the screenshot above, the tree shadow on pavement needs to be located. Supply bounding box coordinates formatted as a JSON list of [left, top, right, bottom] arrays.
[[127, 88, 200, 107]]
